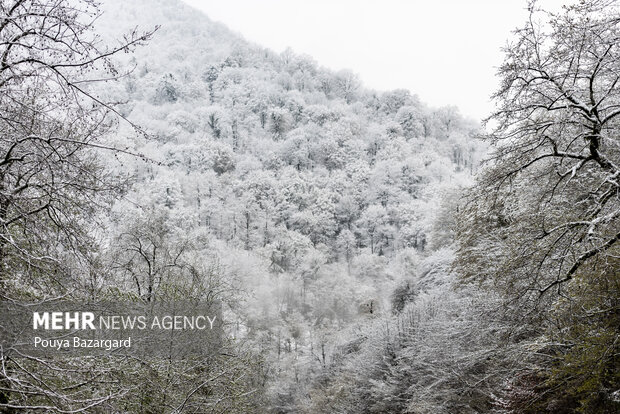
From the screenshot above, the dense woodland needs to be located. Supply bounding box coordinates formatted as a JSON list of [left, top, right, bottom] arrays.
[[0, 0, 618, 413]]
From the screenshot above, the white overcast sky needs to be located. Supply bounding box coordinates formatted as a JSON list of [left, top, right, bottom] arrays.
[[180, 0, 567, 122]]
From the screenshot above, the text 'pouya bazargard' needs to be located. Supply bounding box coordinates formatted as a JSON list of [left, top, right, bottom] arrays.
[[33, 312, 217, 330]]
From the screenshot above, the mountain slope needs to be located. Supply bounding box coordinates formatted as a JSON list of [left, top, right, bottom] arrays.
[[95, 0, 487, 410]]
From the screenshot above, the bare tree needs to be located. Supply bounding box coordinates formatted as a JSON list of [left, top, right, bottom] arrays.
[[456, 3, 620, 410], [113, 213, 190, 302], [0, 0, 155, 281], [0, 0, 156, 411], [458, 0, 620, 302]]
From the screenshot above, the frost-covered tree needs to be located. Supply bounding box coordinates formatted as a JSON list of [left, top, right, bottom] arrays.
[[458, 0, 620, 306], [0, 0, 156, 411], [457, 1, 620, 412]]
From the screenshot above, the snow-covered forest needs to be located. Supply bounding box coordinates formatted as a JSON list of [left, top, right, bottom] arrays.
[[0, 0, 618, 413]]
